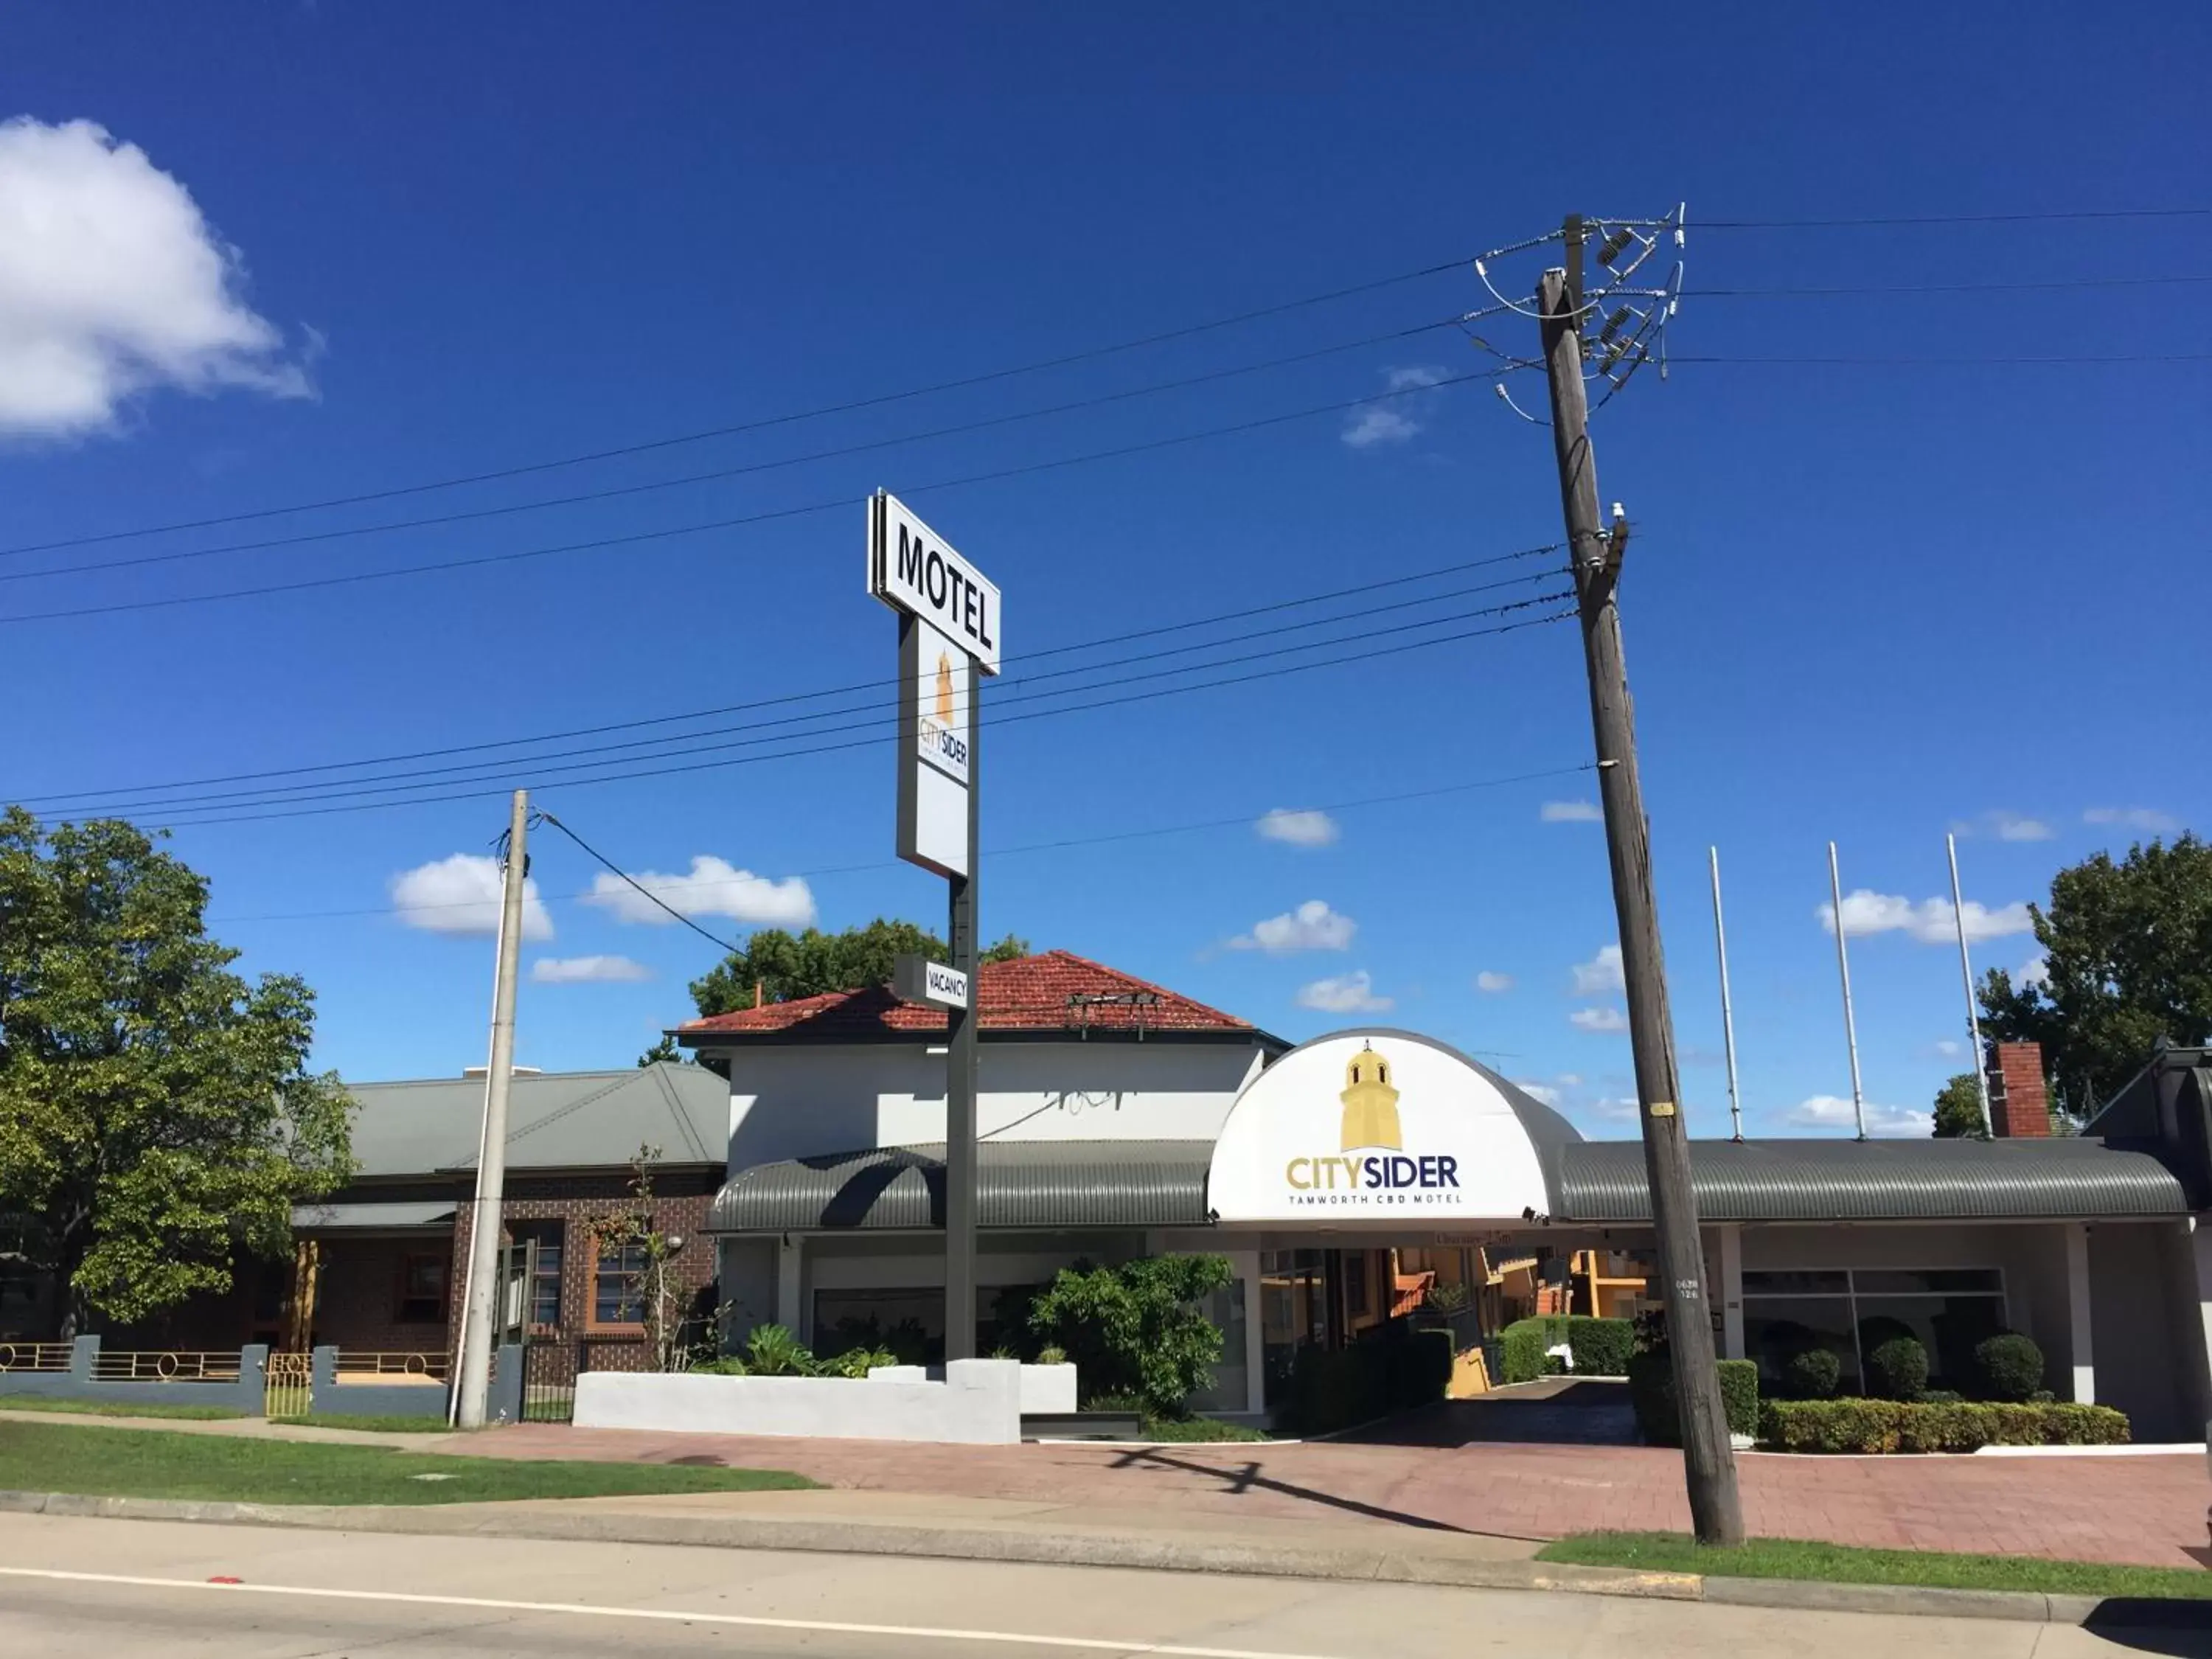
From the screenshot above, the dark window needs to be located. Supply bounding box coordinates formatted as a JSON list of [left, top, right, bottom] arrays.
[[1742, 1270, 1850, 1295], [813, 1290, 944, 1364], [512, 1222, 565, 1327], [1343, 1251, 1371, 1318], [396, 1253, 449, 1324], [1740, 1265, 2007, 1391], [1852, 1268, 2003, 1295], [594, 1239, 649, 1326]]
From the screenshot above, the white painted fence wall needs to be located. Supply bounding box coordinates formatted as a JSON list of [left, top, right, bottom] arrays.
[[573, 1358, 1023, 1444]]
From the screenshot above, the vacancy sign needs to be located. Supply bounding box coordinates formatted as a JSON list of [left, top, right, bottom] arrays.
[[894, 953, 970, 1009], [869, 492, 1003, 675]]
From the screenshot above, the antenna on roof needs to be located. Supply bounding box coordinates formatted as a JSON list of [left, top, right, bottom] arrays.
[[1066, 990, 1161, 1040]]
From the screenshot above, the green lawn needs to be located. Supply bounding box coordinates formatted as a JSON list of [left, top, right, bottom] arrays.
[[1538, 1532, 2212, 1600], [0, 1420, 815, 1506], [294, 1413, 456, 1433], [0, 1397, 244, 1422]]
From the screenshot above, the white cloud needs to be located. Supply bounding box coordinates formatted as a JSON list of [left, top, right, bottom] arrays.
[[1475, 970, 1514, 994], [1256, 808, 1339, 848], [1933, 1038, 1964, 1059], [1570, 1006, 1630, 1034], [1514, 1081, 1562, 1107], [1540, 800, 1603, 824], [1557, 1073, 1583, 1087], [1571, 944, 1624, 996], [1992, 813, 2053, 842], [1590, 1096, 1642, 1122], [1818, 889, 2033, 946], [1296, 970, 1393, 1014], [1788, 1094, 1932, 1137], [0, 117, 312, 438], [1340, 365, 1445, 449], [1228, 899, 1356, 954], [390, 854, 553, 940], [583, 856, 815, 928], [2085, 807, 2181, 835], [2017, 954, 2051, 989], [531, 955, 651, 984]]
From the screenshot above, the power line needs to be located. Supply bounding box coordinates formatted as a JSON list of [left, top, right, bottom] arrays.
[[66, 605, 1574, 830], [0, 366, 1506, 628], [204, 761, 1596, 926], [40, 588, 1571, 821], [1672, 352, 2212, 365], [1692, 274, 2212, 296], [2, 313, 1489, 585], [14, 543, 1558, 806], [1, 254, 1484, 561], [532, 810, 741, 956], [1700, 207, 2212, 229]]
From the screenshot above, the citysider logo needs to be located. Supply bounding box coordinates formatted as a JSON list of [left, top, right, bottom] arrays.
[[1283, 1045, 1462, 1208]]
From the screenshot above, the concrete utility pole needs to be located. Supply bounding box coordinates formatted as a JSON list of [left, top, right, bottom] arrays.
[[943, 658, 981, 1361], [1538, 223, 1743, 1546], [455, 790, 529, 1428]]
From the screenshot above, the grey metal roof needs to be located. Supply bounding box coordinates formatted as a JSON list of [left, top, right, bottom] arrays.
[[708, 1140, 1214, 1234], [291, 1200, 456, 1231], [341, 1063, 727, 1176], [1554, 1136, 2191, 1223]]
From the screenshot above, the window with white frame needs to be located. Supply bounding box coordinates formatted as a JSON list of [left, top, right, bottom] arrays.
[[1739, 1267, 2008, 1392]]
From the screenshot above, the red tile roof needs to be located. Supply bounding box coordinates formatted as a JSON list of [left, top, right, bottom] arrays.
[[675, 950, 1260, 1042]]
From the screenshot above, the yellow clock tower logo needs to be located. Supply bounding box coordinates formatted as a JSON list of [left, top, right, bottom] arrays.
[[1338, 1043, 1402, 1151]]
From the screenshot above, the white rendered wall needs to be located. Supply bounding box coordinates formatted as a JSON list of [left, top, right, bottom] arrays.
[[574, 1358, 1023, 1444]]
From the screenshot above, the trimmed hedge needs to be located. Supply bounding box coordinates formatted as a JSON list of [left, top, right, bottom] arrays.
[[1866, 1335, 1930, 1401], [1498, 1315, 1635, 1383], [1627, 1348, 1759, 1444], [1759, 1397, 2130, 1454]]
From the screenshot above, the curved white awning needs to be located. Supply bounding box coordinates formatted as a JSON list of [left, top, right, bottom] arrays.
[[1206, 1029, 1576, 1224]]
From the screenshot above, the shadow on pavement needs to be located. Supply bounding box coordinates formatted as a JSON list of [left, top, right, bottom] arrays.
[[2081, 1601, 2212, 1655], [1333, 1379, 1640, 1448], [1107, 1447, 1469, 1532]]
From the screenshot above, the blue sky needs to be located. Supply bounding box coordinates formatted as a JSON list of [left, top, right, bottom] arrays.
[[2, 4, 2205, 1137]]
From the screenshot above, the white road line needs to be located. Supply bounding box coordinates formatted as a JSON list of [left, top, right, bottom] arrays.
[[0, 1565, 1347, 1658]]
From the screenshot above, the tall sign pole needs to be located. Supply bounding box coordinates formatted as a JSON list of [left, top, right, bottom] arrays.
[[1946, 833, 1994, 1135], [869, 490, 1001, 1363], [1538, 223, 1743, 1545]]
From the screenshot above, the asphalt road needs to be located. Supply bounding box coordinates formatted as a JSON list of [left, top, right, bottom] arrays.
[[0, 1513, 2202, 1658]]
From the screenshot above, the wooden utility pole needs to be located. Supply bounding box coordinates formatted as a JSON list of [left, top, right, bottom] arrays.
[[1538, 224, 1743, 1545]]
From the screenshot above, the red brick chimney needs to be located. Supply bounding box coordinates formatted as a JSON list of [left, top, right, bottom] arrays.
[[1986, 1042, 2050, 1138]]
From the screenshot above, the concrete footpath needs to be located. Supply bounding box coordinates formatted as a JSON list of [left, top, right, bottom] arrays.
[[7, 1405, 2205, 1567], [4, 1484, 2209, 1631]]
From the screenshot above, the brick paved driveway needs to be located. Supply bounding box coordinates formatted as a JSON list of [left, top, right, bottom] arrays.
[[453, 1419, 2211, 1568]]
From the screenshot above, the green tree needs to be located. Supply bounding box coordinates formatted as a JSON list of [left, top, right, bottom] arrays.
[[1026, 1253, 1234, 1416], [1931, 1071, 1988, 1139], [1978, 833, 2212, 1115], [636, 1034, 688, 1068], [0, 810, 353, 1336], [689, 919, 1030, 1017]]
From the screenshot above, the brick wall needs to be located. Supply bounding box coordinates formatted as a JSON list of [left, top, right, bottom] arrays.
[[446, 1168, 722, 1366], [311, 1234, 456, 1355], [1986, 1041, 2051, 1138]]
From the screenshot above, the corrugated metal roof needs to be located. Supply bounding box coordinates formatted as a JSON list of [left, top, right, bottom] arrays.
[[1554, 1137, 2190, 1223], [708, 1140, 1214, 1234], [291, 1200, 456, 1231], [342, 1063, 727, 1176]]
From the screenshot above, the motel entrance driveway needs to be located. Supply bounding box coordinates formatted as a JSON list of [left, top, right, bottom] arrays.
[[1332, 1377, 1641, 1448]]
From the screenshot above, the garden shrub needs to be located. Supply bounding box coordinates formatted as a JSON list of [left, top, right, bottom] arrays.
[[1564, 1315, 1635, 1377], [1782, 1347, 1840, 1399], [1865, 1335, 1929, 1401], [1974, 1333, 2045, 1402], [1627, 1347, 1757, 1444], [1498, 1315, 1633, 1382], [1499, 1317, 1559, 1384], [1759, 1397, 2129, 1453], [1028, 1253, 1234, 1417]]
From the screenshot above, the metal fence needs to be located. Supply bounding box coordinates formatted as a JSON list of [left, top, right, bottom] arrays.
[[518, 1333, 653, 1424], [265, 1350, 313, 1419], [91, 1349, 243, 1383], [0, 1342, 72, 1375], [333, 1349, 451, 1382]]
